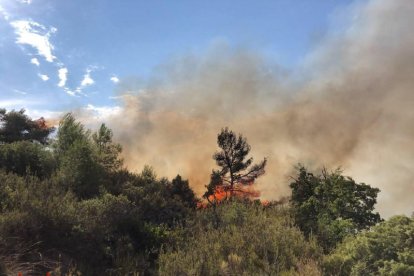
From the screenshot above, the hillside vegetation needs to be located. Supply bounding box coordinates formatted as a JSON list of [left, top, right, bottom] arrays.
[[0, 109, 413, 276]]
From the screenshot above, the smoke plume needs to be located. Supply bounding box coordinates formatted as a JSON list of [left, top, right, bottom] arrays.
[[108, 0, 414, 217]]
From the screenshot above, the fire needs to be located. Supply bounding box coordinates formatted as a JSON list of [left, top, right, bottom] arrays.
[[35, 117, 48, 129], [234, 181, 261, 199], [197, 183, 270, 209], [213, 182, 261, 201], [35, 117, 58, 129], [261, 200, 270, 207], [209, 185, 228, 202], [196, 181, 264, 208]]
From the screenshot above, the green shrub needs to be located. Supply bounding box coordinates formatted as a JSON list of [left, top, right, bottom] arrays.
[[323, 216, 414, 276], [290, 166, 381, 252], [0, 141, 55, 178], [0, 168, 196, 275], [159, 200, 322, 275]]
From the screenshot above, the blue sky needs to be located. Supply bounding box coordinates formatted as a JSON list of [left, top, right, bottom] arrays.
[[0, 0, 355, 118]]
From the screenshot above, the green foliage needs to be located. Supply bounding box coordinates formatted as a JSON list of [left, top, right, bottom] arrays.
[[54, 113, 98, 198], [92, 123, 123, 172], [0, 111, 199, 275], [54, 114, 125, 199], [0, 167, 196, 275], [323, 216, 414, 276], [0, 171, 79, 274], [121, 168, 196, 226], [169, 175, 198, 209], [290, 166, 381, 251], [159, 200, 322, 275], [53, 114, 102, 198], [58, 138, 104, 198], [0, 141, 55, 178], [0, 108, 54, 144], [54, 113, 89, 154], [1, 109, 411, 275]]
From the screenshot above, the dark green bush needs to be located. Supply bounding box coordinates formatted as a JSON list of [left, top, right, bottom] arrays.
[[0, 141, 55, 178], [290, 166, 381, 252]]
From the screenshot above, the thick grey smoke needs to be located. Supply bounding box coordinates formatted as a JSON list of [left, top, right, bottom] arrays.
[[109, 0, 414, 217]]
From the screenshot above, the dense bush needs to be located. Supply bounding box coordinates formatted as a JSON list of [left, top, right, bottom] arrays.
[[0, 112, 199, 275], [159, 200, 322, 275], [0, 141, 55, 178], [323, 215, 414, 276], [290, 166, 381, 252], [0, 171, 79, 274], [0, 168, 196, 275]]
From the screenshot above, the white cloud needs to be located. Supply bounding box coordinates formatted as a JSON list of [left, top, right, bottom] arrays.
[[64, 88, 76, 97], [30, 57, 40, 66], [110, 76, 120, 83], [0, 99, 28, 108], [13, 89, 28, 95], [0, 5, 10, 21], [80, 69, 94, 87], [38, 73, 49, 81], [85, 104, 121, 120], [108, 95, 127, 100], [68, 68, 95, 96], [0, 98, 40, 109], [25, 109, 62, 122], [19, 0, 32, 4], [10, 20, 56, 62], [5, 12, 75, 98], [58, 67, 68, 87]]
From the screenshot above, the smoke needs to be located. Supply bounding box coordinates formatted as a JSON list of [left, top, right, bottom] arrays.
[[108, 0, 414, 217]]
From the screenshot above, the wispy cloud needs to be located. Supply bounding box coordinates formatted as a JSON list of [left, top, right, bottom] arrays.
[[38, 73, 49, 81], [19, 0, 32, 4], [63, 67, 96, 97], [63, 88, 76, 97], [13, 89, 28, 95], [25, 109, 62, 121], [80, 69, 94, 87], [0, 5, 10, 21], [0, 99, 40, 109], [57, 67, 68, 87], [110, 76, 120, 83], [3, 5, 103, 99], [10, 20, 57, 62], [109, 95, 128, 100], [85, 104, 121, 120], [30, 57, 40, 66]]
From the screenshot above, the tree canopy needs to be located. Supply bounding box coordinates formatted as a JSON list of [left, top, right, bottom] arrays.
[[0, 110, 200, 275], [0, 109, 54, 144], [92, 123, 123, 172], [290, 165, 382, 251]]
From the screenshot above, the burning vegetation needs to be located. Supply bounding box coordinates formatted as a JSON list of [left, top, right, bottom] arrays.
[[0, 109, 412, 275], [1, 1, 414, 274], [202, 127, 266, 206], [103, 0, 414, 218]]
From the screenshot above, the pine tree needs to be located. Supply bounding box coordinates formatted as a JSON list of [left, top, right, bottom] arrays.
[[204, 127, 266, 202]]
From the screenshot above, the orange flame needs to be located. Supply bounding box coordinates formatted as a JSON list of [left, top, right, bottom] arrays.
[[209, 185, 228, 202], [204, 181, 262, 205], [197, 185, 269, 208]]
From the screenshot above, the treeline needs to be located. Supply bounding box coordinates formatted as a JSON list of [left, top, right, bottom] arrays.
[[0, 109, 413, 275]]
